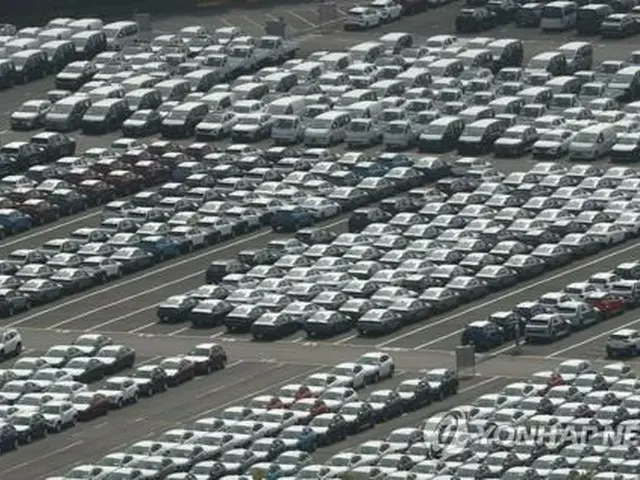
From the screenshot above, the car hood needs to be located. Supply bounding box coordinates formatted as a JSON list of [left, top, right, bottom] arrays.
[[197, 122, 223, 129], [495, 138, 522, 145], [42, 413, 62, 422], [62, 368, 86, 377], [12, 113, 38, 119], [164, 368, 179, 377], [95, 357, 116, 365], [534, 140, 560, 148], [0, 392, 23, 401], [57, 73, 81, 79], [11, 369, 34, 379], [40, 357, 66, 366], [233, 125, 260, 132], [183, 355, 208, 364]]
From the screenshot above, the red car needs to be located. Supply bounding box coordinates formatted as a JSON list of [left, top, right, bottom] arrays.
[[248, 395, 285, 410], [289, 398, 330, 424], [276, 384, 314, 407], [77, 179, 116, 205], [72, 391, 110, 421], [159, 357, 196, 386], [585, 291, 628, 318]]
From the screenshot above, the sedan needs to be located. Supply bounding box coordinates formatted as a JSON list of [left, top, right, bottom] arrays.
[[18, 279, 64, 304], [159, 357, 195, 386], [71, 391, 111, 421], [109, 247, 155, 273]]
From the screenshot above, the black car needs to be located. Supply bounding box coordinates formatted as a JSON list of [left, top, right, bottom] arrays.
[[18, 279, 63, 304], [487, 0, 519, 23], [63, 356, 108, 383], [157, 295, 198, 323], [131, 365, 168, 396], [121, 109, 163, 137], [419, 116, 465, 153], [9, 411, 47, 444], [81, 98, 129, 135], [421, 368, 459, 400], [0, 141, 47, 170], [338, 401, 376, 433], [308, 413, 349, 446], [47, 189, 89, 215], [188, 299, 234, 328], [368, 389, 406, 421], [50, 268, 96, 293], [161, 102, 209, 139], [0, 289, 31, 316], [395, 378, 433, 410], [205, 259, 249, 283], [348, 207, 392, 233], [30, 132, 76, 162], [183, 343, 227, 374], [457, 118, 506, 155], [224, 305, 265, 332], [94, 345, 136, 374], [455, 8, 498, 32], [12, 49, 49, 84]]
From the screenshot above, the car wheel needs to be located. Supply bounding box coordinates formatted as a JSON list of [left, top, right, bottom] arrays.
[[7, 305, 14, 317], [14, 343, 21, 356], [12, 438, 18, 449], [116, 398, 124, 409], [438, 390, 446, 401], [24, 434, 32, 444], [55, 422, 62, 433], [389, 365, 395, 377], [219, 358, 227, 369], [372, 372, 380, 384]]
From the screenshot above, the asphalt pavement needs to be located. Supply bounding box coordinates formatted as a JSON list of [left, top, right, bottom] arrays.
[[6, 3, 640, 478]]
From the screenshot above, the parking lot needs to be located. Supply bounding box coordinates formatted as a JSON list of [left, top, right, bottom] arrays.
[[5, 0, 640, 478]]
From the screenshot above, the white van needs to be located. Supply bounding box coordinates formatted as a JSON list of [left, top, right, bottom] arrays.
[[103, 21, 139, 51], [67, 18, 103, 32], [304, 111, 351, 146], [348, 41, 385, 63], [569, 123, 616, 160], [267, 96, 306, 116], [200, 92, 235, 111], [271, 115, 304, 145], [343, 100, 383, 120], [541, 1, 578, 31]]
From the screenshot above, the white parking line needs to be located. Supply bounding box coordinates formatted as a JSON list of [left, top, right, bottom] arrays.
[[194, 361, 277, 400], [289, 11, 316, 27], [0, 210, 98, 248], [6, 230, 271, 328], [376, 239, 640, 348], [4, 440, 84, 473], [547, 316, 640, 358], [333, 333, 358, 345], [10, 217, 348, 330], [128, 321, 157, 334], [185, 365, 326, 422], [414, 329, 462, 350], [168, 327, 189, 336], [242, 15, 264, 29]]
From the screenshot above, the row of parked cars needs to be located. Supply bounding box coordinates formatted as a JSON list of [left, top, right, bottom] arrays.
[[146, 156, 640, 341], [0, 334, 227, 454], [303, 359, 640, 479], [42, 352, 457, 480], [7, 26, 299, 136], [2, 30, 514, 149], [344, 0, 438, 30], [0, 145, 450, 314]]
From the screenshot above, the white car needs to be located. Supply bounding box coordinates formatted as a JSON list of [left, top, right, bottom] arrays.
[[300, 197, 341, 220], [305, 373, 344, 396], [97, 377, 139, 408], [0, 328, 22, 360], [170, 226, 207, 249], [321, 387, 358, 411], [607, 329, 640, 357], [41, 400, 78, 431], [344, 7, 381, 30], [46, 380, 88, 401], [356, 351, 395, 382], [195, 111, 238, 140], [331, 363, 368, 389], [586, 223, 628, 245], [369, 0, 403, 22]]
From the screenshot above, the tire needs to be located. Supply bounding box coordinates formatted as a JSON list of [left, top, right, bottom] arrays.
[[372, 372, 380, 384], [389, 365, 395, 377], [55, 422, 62, 433], [14, 343, 21, 356], [7, 305, 14, 317], [219, 358, 227, 369], [116, 398, 124, 409], [438, 390, 445, 401]]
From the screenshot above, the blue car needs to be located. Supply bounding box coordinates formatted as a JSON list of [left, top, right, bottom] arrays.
[[461, 320, 505, 352], [0, 209, 32, 234], [271, 206, 315, 233], [352, 161, 388, 179], [138, 235, 182, 262], [296, 426, 319, 452], [0, 422, 19, 452]]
